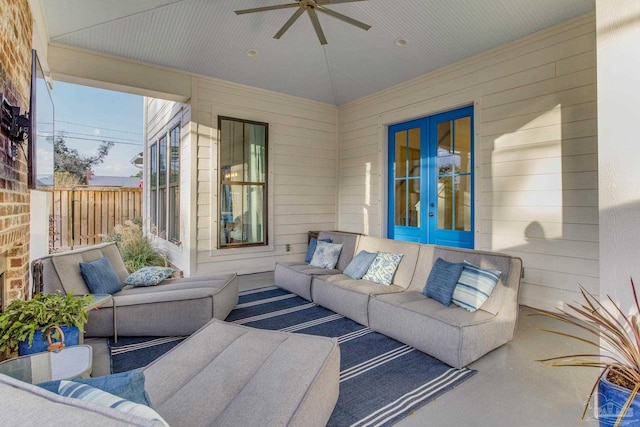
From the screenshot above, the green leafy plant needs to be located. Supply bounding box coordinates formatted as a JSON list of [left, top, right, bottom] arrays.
[[0, 292, 93, 353], [102, 219, 167, 272], [537, 278, 640, 427]]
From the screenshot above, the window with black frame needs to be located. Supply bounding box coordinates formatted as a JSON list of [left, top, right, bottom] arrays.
[[149, 122, 180, 242], [219, 116, 267, 248]]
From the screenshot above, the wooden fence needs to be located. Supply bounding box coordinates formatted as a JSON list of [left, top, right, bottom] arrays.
[[50, 187, 143, 250]]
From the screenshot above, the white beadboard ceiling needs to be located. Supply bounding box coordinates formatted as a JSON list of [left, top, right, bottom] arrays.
[[41, 0, 595, 106]]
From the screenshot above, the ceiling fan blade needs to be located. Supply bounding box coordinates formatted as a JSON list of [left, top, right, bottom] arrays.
[[307, 8, 328, 45], [316, 5, 371, 31], [235, 3, 299, 15], [318, 0, 368, 4], [274, 7, 306, 40]]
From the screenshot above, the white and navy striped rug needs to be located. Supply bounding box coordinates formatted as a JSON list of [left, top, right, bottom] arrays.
[[110, 286, 476, 426]]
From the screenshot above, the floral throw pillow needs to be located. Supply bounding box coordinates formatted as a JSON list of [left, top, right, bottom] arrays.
[[362, 252, 404, 286], [124, 266, 175, 287], [309, 241, 344, 269]]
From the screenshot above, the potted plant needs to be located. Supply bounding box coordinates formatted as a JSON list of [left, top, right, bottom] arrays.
[[537, 278, 640, 427], [0, 292, 93, 356]]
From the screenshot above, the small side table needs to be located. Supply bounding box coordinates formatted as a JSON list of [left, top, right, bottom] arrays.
[[0, 345, 93, 384]]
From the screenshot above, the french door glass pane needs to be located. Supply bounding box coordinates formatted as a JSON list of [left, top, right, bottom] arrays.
[[395, 180, 407, 226], [437, 121, 453, 174], [408, 179, 420, 227], [395, 130, 407, 178], [408, 128, 421, 177], [455, 176, 472, 231], [437, 176, 452, 230], [455, 117, 471, 174]]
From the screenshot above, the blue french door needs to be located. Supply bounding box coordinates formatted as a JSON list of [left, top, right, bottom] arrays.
[[388, 106, 474, 248]]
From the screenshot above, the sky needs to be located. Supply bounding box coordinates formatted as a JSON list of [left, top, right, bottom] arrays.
[[50, 81, 143, 177]]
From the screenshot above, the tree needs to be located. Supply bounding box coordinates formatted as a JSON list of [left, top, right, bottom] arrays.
[[54, 135, 114, 185]]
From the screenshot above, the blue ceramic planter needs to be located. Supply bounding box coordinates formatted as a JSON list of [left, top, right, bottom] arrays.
[[598, 374, 640, 427], [17, 325, 80, 356]]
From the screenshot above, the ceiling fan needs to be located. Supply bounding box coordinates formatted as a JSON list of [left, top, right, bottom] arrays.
[[234, 0, 371, 46]]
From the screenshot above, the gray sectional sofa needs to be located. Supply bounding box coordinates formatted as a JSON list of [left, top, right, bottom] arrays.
[[0, 318, 340, 426], [37, 242, 238, 337], [275, 232, 523, 369]]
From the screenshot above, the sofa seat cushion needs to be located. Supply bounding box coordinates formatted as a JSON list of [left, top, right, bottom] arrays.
[[374, 291, 496, 326], [118, 273, 237, 295], [325, 277, 405, 297], [369, 292, 506, 368], [286, 264, 342, 276], [143, 319, 340, 427], [274, 262, 342, 301], [85, 273, 238, 337]]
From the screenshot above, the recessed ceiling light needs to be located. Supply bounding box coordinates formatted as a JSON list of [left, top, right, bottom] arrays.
[[246, 49, 259, 58], [395, 38, 408, 47]]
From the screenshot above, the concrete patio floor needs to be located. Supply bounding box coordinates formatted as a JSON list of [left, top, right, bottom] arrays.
[[88, 272, 600, 426]]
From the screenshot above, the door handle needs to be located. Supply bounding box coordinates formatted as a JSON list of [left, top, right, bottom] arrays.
[[428, 212, 434, 217]]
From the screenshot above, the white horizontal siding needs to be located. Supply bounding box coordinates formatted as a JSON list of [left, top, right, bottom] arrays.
[[192, 77, 338, 275], [338, 13, 598, 311]]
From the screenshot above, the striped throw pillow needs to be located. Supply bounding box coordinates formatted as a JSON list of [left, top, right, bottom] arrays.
[[58, 381, 169, 426], [451, 261, 501, 312]]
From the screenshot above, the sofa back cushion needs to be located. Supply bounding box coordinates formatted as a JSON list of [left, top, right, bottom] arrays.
[[44, 242, 129, 295], [409, 245, 516, 315], [355, 236, 419, 289], [317, 231, 360, 271]]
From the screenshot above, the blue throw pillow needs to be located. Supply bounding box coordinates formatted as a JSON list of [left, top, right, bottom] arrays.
[[452, 261, 502, 312], [343, 250, 378, 279], [424, 258, 465, 306], [79, 256, 122, 294], [37, 369, 151, 406], [305, 237, 332, 263]]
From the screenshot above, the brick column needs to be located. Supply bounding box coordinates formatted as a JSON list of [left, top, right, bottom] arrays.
[[0, 0, 33, 308]]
